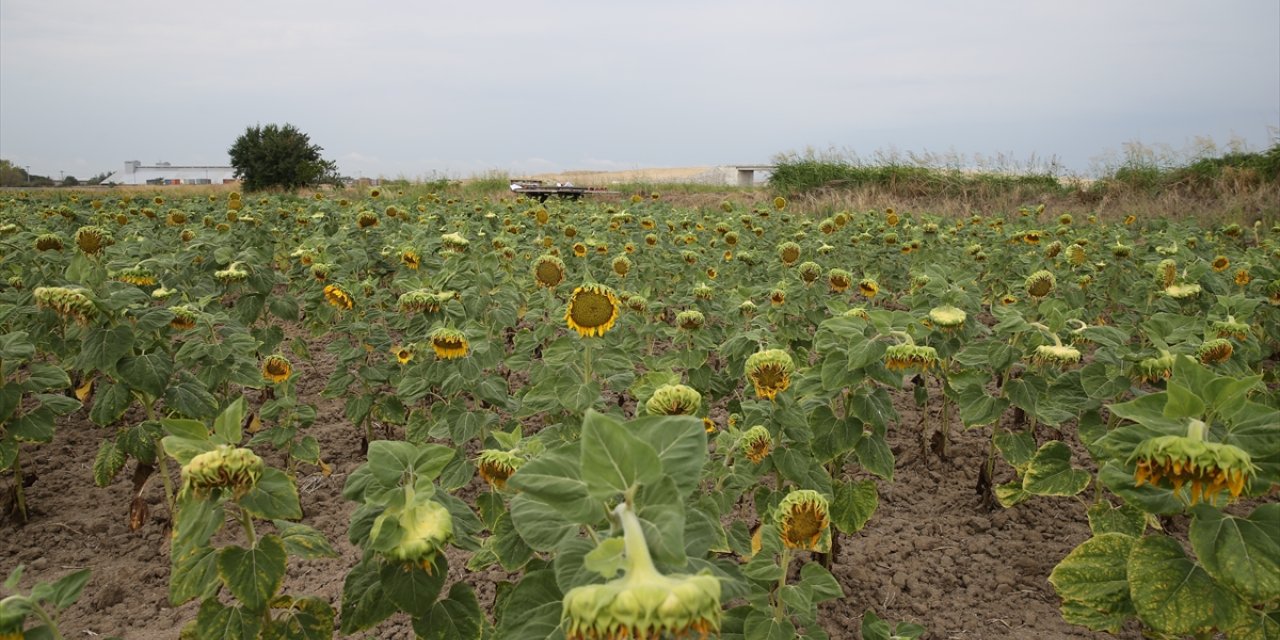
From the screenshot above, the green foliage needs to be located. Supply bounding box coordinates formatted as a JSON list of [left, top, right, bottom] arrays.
[[0, 565, 93, 639], [227, 123, 338, 191]]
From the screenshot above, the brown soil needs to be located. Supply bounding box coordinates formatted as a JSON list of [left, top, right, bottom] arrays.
[[2, 336, 1134, 640]]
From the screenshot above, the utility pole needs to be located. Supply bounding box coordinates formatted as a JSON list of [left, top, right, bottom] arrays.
[[24, 166, 30, 185]]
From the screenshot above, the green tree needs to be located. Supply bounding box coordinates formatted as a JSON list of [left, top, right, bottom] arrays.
[[227, 123, 339, 191]]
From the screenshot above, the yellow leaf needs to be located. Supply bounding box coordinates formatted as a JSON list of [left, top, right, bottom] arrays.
[[75, 376, 94, 402]]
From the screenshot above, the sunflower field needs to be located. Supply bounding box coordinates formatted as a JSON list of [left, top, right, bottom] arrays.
[[0, 187, 1278, 639]]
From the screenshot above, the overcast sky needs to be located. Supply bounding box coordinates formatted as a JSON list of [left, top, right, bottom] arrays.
[[2, 1, 1277, 180]]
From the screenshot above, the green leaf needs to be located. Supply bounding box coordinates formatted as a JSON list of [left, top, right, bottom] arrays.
[[854, 431, 894, 481], [505, 445, 597, 523], [93, 439, 127, 487], [492, 511, 535, 572], [165, 381, 219, 420], [1163, 382, 1206, 419], [1128, 535, 1243, 635], [381, 555, 446, 619], [414, 582, 483, 640], [0, 384, 18, 423], [1086, 502, 1146, 538], [1022, 441, 1090, 496], [798, 562, 843, 603], [956, 386, 1009, 428], [339, 556, 396, 633], [583, 537, 626, 579], [744, 608, 797, 640], [267, 596, 335, 640], [217, 535, 286, 612], [579, 410, 661, 499], [42, 568, 91, 611], [1080, 362, 1130, 400], [1048, 533, 1137, 629], [509, 493, 578, 552], [239, 468, 302, 521], [629, 414, 707, 496], [161, 435, 216, 467], [273, 521, 338, 560], [34, 393, 80, 416], [994, 429, 1037, 468], [1189, 503, 1280, 603], [10, 407, 54, 443], [493, 569, 563, 640], [194, 599, 263, 640], [89, 380, 130, 426], [117, 352, 173, 399], [0, 331, 34, 361], [212, 396, 246, 445], [22, 362, 70, 392], [830, 479, 877, 534], [995, 481, 1030, 507]]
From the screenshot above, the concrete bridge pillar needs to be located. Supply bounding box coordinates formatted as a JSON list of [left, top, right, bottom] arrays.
[[737, 168, 755, 188]]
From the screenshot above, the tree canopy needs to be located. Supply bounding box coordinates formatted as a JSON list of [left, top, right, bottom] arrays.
[[228, 123, 339, 191]]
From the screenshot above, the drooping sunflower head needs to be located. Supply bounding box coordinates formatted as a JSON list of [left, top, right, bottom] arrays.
[[323, 284, 354, 310], [1032, 344, 1081, 368], [1196, 338, 1233, 365], [34, 233, 64, 251], [560, 565, 721, 640], [623, 293, 649, 313], [777, 489, 830, 551], [114, 265, 157, 287], [1044, 240, 1063, 258], [1023, 230, 1043, 244], [1233, 268, 1251, 287], [858, 278, 879, 299], [1132, 352, 1176, 384], [1130, 432, 1255, 505], [441, 232, 469, 253], [777, 241, 801, 266], [1211, 255, 1230, 272], [745, 349, 795, 401], [33, 286, 97, 325], [429, 327, 470, 359], [740, 425, 772, 464], [1025, 270, 1057, 299], [181, 445, 264, 499], [797, 261, 822, 284], [769, 288, 786, 306], [929, 305, 966, 330], [843, 306, 870, 320], [739, 300, 757, 317], [1066, 243, 1087, 265], [261, 354, 292, 384], [611, 255, 632, 278], [169, 305, 198, 330], [676, 309, 705, 331], [1111, 242, 1132, 259], [74, 225, 113, 256], [645, 384, 703, 416], [884, 344, 939, 372], [566, 284, 621, 338], [1212, 316, 1250, 341], [1163, 282, 1201, 299], [909, 273, 931, 292], [215, 262, 249, 285], [828, 269, 853, 293], [401, 249, 421, 270], [476, 450, 523, 490], [1157, 259, 1178, 285], [356, 210, 380, 229], [534, 254, 566, 288], [693, 283, 714, 301]]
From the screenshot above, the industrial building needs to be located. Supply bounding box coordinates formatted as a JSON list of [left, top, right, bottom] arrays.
[[99, 161, 237, 186]]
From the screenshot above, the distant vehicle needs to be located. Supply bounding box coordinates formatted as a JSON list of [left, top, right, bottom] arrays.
[[509, 179, 613, 202]]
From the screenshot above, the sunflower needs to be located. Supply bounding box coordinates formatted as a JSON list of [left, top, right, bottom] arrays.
[[1131, 431, 1254, 505], [1197, 339, 1232, 365], [1033, 344, 1081, 368], [401, 249, 421, 270], [441, 233, 469, 253], [323, 284, 354, 310], [356, 211, 379, 228], [702, 417, 717, 434], [929, 305, 966, 330], [797, 262, 822, 284], [1025, 270, 1057, 299], [828, 269, 852, 293], [215, 263, 249, 284], [74, 226, 113, 256], [777, 490, 830, 551], [32, 233, 62, 251], [773, 196, 786, 211], [169, 305, 198, 330], [33, 286, 96, 325], [646, 384, 702, 416], [1234, 269, 1251, 287], [565, 284, 621, 338], [429, 327, 470, 359], [572, 242, 588, 257], [612, 255, 631, 277], [676, 309, 705, 331], [1067, 244, 1087, 265], [706, 267, 717, 280], [534, 254, 566, 288], [769, 288, 786, 306], [391, 345, 415, 365], [1212, 317, 1250, 341], [476, 450, 523, 490], [777, 242, 801, 266], [114, 266, 157, 287], [1163, 283, 1201, 299], [1157, 259, 1178, 288], [1024, 230, 1043, 244], [886, 211, 900, 227], [740, 426, 772, 464], [261, 354, 292, 384], [884, 344, 939, 372], [693, 283, 713, 301], [745, 349, 795, 401], [858, 278, 879, 299], [1211, 255, 1230, 272], [565, 225, 579, 238]]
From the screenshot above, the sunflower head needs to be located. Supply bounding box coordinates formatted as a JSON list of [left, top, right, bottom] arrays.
[[114, 266, 157, 287], [858, 278, 879, 299], [215, 262, 249, 285], [773, 196, 787, 211], [1033, 344, 1081, 368], [1196, 339, 1233, 365], [1212, 317, 1250, 340], [827, 269, 852, 293], [693, 283, 713, 301], [624, 294, 649, 313], [797, 261, 822, 284], [429, 327, 470, 360], [169, 305, 198, 330], [645, 384, 702, 416], [738, 300, 757, 317], [476, 450, 523, 490], [181, 445, 264, 499], [356, 211, 379, 229], [323, 284, 354, 310], [740, 425, 772, 464], [566, 284, 621, 338], [1163, 283, 1201, 299], [843, 306, 870, 320], [441, 233, 469, 253], [401, 249, 421, 270], [777, 242, 801, 266], [1066, 244, 1087, 265], [769, 288, 786, 306], [1133, 352, 1176, 384], [1044, 240, 1063, 258], [745, 349, 795, 401], [1130, 432, 1255, 505], [1025, 270, 1057, 299], [534, 254, 566, 288], [33, 286, 97, 325], [34, 233, 63, 251], [391, 345, 415, 365], [884, 344, 939, 372], [611, 255, 632, 278], [1210, 255, 1230, 272], [74, 225, 113, 256], [573, 242, 589, 257], [929, 305, 966, 330], [676, 309, 705, 331], [261, 354, 292, 384], [777, 489, 831, 551], [1024, 230, 1043, 244], [1233, 268, 1251, 287]]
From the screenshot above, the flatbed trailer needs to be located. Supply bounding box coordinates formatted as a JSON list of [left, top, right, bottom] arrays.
[[510, 180, 616, 202]]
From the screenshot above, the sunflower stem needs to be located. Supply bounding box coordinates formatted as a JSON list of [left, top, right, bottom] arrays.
[[773, 547, 793, 620], [615, 502, 659, 581]]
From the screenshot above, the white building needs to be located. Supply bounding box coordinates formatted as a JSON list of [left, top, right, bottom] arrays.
[[100, 161, 238, 186]]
